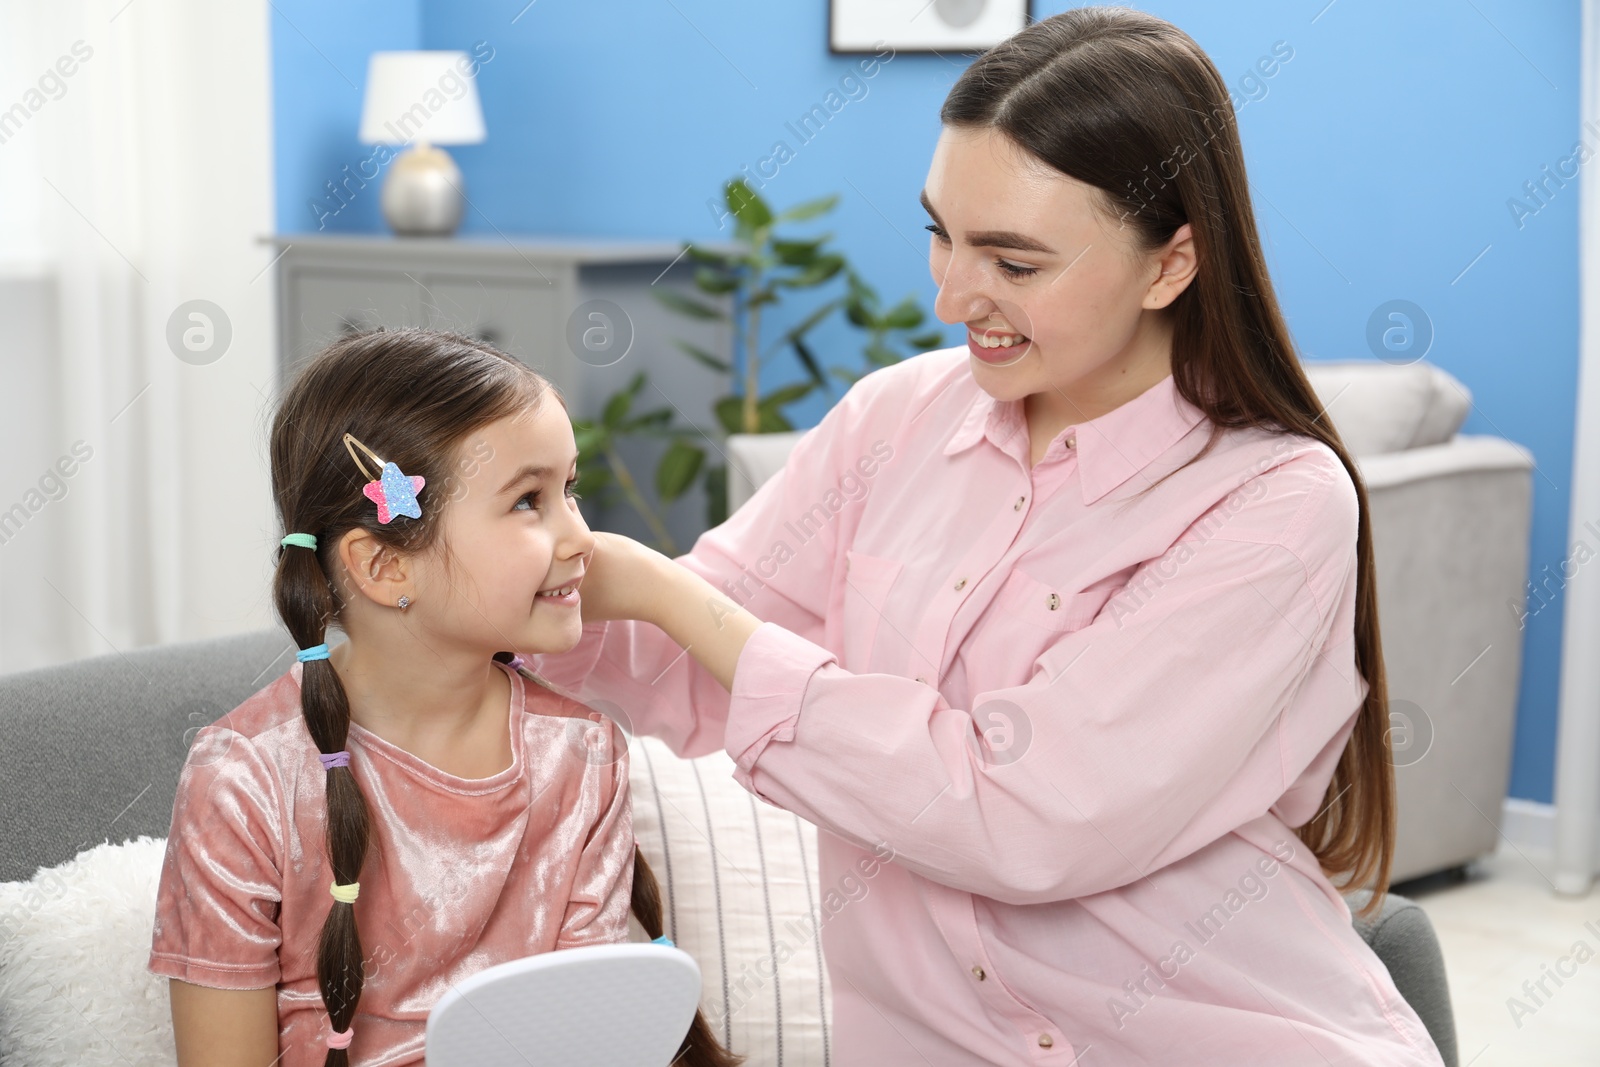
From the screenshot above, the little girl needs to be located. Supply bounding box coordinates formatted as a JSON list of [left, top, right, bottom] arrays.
[[147, 328, 738, 1067]]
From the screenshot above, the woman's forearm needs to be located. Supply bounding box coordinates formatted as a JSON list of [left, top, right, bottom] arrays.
[[643, 559, 763, 692]]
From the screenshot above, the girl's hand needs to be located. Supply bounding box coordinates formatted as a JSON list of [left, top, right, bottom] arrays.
[[577, 531, 674, 625]]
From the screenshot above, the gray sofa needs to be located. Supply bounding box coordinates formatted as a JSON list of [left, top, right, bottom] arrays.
[[728, 358, 1535, 886], [0, 628, 296, 886], [0, 631, 1457, 1064]]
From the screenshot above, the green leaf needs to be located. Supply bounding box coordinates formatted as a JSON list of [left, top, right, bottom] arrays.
[[653, 287, 727, 321], [882, 297, 924, 330], [865, 340, 902, 367], [727, 179, 774, 232], [844, 298, 874, 328], [775, 193, 840, 223], [907, 329, 947, 349], [620, 408, 674, 434], [673, 339, 733, 374], [656, 439, 705, 503], [771, 235, 829, 267], [693, 267, 740, 295], [573, 466, 613, 500], [714, 393, 796, 433], [713, 395, 745, 435], [602, 389, 632, 428], [689, 242, 760, 273], [573, 421, 609, 454], [704, 463, 728, 528], [829, 365, 863, 386], [845, 270, 876, 304], [757, 406, 794, 432], [791, 336, 827, 391], [774, 253, 845, 289], [683, 243, 734, 267], [779, 297, 842, 343], [759, 381, 815, 411]]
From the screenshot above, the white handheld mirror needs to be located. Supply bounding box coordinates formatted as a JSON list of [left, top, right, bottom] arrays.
[[426, 941, 702, 1066]]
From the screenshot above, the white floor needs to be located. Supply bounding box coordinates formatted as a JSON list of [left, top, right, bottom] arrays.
[[1403, 842, 1600, 1066]]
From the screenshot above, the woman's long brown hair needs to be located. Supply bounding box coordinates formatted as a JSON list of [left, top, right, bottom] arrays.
[[270, 327, 741, 1065], [941, 7, 1395, 919]]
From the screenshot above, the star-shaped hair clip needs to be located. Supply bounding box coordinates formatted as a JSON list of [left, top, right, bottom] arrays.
[[343, 433, 425, 524]]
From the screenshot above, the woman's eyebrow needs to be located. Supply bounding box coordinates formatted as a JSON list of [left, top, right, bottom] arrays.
[[496, 456, 578, 495], [919, 189, 1058, 255]]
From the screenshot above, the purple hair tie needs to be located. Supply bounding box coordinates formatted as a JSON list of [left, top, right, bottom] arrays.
[[506, 654, 527, 672], [319, 750, 351, 770]]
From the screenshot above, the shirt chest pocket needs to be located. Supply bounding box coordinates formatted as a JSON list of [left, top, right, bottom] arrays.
[[960, 568, 1113, 692], [841, 550, 904, 673], [995, 568, 1111, 634]]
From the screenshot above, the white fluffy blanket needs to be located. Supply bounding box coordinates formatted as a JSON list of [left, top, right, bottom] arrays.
[[0, 836, 176, 1066]]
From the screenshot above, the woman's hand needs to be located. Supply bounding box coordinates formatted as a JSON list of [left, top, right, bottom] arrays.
[[577, 530, 763, 692], [576, 531, 675, 625]]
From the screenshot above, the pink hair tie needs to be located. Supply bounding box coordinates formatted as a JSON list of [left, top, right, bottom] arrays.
[[327, 1025, 354, 1050]]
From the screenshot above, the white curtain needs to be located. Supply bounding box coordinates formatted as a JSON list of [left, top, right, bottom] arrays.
[[0, 0, 277, 674]]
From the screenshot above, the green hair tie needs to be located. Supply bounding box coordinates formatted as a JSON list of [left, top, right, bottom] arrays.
[[280, 532, 318, 550]]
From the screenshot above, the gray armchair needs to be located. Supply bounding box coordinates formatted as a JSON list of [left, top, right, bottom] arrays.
[[1347, 888, 1460, 1067]]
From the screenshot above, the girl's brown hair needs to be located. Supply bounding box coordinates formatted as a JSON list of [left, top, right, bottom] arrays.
[[942, 6, 1395, 919], [269, 327, 741, 1066]]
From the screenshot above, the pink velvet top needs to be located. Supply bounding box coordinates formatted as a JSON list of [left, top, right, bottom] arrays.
[[148, 657, 633, 1067], [529, 347, 1446, 1066]]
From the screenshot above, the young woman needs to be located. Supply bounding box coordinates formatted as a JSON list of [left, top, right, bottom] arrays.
[[528, 8, 1445, 1065], [148, 330, 738, 1067]]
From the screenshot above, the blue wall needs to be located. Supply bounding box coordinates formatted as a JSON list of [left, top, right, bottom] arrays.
[[272, 1, 1581, 805], [271, 0, 422, 235]]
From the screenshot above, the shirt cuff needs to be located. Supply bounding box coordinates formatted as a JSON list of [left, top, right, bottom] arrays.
[[724, 621, 837, 794]]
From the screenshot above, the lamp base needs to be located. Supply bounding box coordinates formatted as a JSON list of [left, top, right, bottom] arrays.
[[380, 143, 465, 236]]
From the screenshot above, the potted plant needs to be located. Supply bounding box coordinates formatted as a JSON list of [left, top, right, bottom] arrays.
[[576, 179, 947, 548]]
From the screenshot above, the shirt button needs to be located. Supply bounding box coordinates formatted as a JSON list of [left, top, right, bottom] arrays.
[[1014, 495, 1025, 510], [915, 675, 927, 684], [954, 577, 967, 591], [1065, 435, 1076, 448], [1038, 1033, 1054, 1048], [971, 965, 986, 981], [1047, 593, 1060, 611]]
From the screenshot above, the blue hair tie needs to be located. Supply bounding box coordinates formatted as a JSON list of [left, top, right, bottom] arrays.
[[651, 935, 674, 947], [297, 643, 330, 662]]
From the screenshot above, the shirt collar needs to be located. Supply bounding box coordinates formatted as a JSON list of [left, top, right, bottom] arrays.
[[942, 372, 1208, 505]]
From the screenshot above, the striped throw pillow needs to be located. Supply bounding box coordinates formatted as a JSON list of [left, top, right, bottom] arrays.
[[626, 734, 833, 1066]]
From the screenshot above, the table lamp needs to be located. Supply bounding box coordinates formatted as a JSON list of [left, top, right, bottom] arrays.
[[359, 51, 486, 236]]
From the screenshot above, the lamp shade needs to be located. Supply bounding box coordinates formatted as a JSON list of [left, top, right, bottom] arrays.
[[359, 51, 486, 146]]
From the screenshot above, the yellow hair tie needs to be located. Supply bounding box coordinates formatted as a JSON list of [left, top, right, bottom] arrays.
[[329, 880, 360, 904]]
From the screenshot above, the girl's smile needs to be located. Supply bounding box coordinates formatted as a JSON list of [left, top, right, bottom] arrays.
[[534, 583, 581, 607]]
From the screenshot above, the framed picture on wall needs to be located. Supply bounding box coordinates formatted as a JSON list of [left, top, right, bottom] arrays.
[[829, 0, 1034, 54]]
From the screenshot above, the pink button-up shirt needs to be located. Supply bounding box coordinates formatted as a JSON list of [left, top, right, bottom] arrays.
[[531, 346, 1445, 1066]]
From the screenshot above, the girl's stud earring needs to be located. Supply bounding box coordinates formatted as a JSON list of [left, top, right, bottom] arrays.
[[398, 595, 412, 611]]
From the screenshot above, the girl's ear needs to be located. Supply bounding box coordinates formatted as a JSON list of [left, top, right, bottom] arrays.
[[336, 527, 413, 608]]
